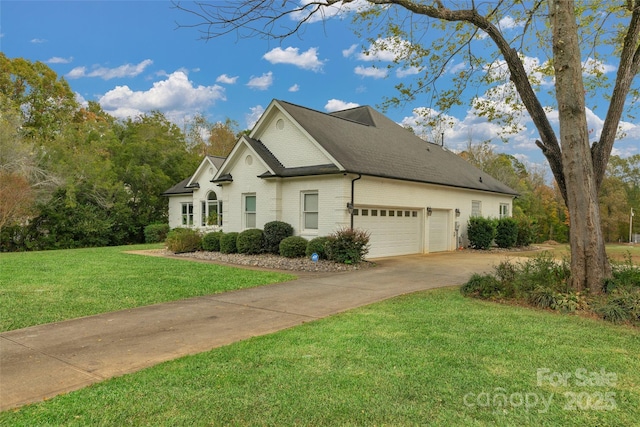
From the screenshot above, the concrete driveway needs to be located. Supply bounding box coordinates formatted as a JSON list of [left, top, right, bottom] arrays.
[[0, 250, 523, 411]]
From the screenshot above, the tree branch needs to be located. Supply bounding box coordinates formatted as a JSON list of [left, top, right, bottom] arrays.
[[593, 5, 640, 190]]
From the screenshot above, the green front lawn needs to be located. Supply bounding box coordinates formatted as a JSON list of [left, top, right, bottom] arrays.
[[0, 245, 295, 332], [2, 288, 638, 425]]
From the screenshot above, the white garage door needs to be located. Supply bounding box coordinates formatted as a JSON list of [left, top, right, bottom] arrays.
[[429, 209, 450, 252], [354, 207, 422, 258]]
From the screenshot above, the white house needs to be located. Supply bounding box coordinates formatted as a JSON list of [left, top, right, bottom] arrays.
[[163, 155, 226, 231], [164, 99, 518, 258]]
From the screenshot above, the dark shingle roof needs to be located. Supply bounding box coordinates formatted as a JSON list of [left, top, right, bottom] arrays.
[[162, 177, 196, 196], [277, 100, 518, 196]]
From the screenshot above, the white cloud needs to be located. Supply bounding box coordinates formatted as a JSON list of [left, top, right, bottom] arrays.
[[263, 46, 325, 71], [67, 59, 153, 80], [396, 66, 421, 78], [246, 105, 265, 129], [216, 74, 238, 84], [247, 72, 274, 90], [290, 0, 369, 23], [288, 84, 300, 92], [358, 37, 413, 62], [354, 66, 387, 79], [47, 56, 73, 64], [98, 71, 225, 122], [30, 38, 46, 43], [498, 16, 524, 30], [583, 57, 617, 76], [325, 99, 359, 112], [342, 44, 358, 58]]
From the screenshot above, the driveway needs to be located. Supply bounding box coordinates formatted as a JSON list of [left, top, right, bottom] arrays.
[[0, 250, 523, 411]]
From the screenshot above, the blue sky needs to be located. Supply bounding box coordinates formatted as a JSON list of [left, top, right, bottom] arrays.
[[1, 1, 638, 171]]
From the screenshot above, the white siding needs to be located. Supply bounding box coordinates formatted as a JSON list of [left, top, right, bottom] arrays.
[[167, 195, 192, 229], [257, 111, 332, 168]]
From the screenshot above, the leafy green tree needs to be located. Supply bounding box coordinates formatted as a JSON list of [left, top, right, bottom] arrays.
[[175, 1, 640, 292], [112, 111, 200, 240], [0, 53, 78, 141]]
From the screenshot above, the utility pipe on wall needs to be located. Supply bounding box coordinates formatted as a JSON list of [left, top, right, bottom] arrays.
[[350, 174, 362, 229]]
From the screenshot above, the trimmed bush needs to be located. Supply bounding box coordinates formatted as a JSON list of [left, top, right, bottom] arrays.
[[220, 232, 239, 254], [306, 236, 330, 259], [325, 227, 370, 264], [515, 216, 536, 247], [264, 221, 294, 254], [165, 228, 202, 253], [237, 229, 265, 254], [495, 217, 518, 249], [460, 273, 503, 298], [279, 236, 308, 258], [467, 216, 496, 249], [144, 223, 170, 243], [202, 231, 223, 252]]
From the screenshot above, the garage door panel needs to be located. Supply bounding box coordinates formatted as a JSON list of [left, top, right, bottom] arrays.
[[355, 208, 421, 258], [428, 210, 449, 252]]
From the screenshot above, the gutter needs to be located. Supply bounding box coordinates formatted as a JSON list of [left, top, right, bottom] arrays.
[[348, 174, 362, 229]]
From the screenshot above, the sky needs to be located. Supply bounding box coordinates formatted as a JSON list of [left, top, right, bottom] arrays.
[[1, 1, 638, 174]]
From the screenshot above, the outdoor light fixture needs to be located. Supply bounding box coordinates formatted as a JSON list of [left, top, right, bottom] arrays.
[[455, 208, 461, 217], [427, 207, 433, 216], [347, 202, 354, 214]]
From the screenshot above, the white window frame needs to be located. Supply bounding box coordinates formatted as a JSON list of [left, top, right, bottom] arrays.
[[471, 200, 482, 217], [302, 191, 319, 232], [243, 194, 256, 229], [499, 203, 509, 219], [202, 192, 223, 226], [181, 202, 194, 226]]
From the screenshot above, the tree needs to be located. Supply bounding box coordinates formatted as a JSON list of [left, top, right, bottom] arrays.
[[185, 114, 240, 157], [0, 53, 78, 141], [174, 1, 640, 292]]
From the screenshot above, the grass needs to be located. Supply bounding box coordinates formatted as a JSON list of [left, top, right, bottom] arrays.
[[518, 243, 640, 264], [0, 244, 295, 332], [1, 288, 638, 426]]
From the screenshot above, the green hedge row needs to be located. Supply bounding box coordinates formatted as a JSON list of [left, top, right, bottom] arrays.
[[164, 223, 370, 264], [467, 216, 535, 249]]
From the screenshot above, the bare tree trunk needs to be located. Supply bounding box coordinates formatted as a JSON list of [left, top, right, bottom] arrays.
[[549, 0, 611, 292]]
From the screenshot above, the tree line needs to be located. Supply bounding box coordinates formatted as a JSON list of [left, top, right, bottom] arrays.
[[0, 54, 238, 251], [0, 54, 637, 251]]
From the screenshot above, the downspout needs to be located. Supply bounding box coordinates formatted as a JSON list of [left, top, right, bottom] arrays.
[[350, 174, 362, 230]]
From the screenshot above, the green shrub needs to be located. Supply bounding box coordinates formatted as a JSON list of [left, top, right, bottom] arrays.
[[325, 227, 370, 264], [495, 217, 518, 249], [467, 217, 496, 249], [237, 229, 265, 254], [144, 223, 170, 243], [279, 236, 308, 258], [202, 231, 223, 252], [460, 273, 503, 298], [515, 216, 536, 247], [528, 285, 558, 309], [264, 221, 294, 254], [220, 232, 239, 254], [306, 236, 330, 259], [165, 228, 202, 253], [595, 288, 640, 324]]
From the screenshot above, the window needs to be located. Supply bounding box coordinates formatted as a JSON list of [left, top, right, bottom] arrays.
[[389, 210, 395, 217], [372, 209, 378, 216], [472, 200, 482, 217], [380, 210, 386, 217], [244, 194, 256, 229], [181, 203, 194, 226], [303, 192, 318, 230], [202, 192, 222, 226], [500, 203, 509, 219]]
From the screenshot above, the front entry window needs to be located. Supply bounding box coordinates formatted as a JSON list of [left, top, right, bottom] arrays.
[[202, 192, 223, 226]]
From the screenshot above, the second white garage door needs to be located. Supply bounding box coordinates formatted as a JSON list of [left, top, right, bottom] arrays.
[[354, 207, 422, 258], [428, 209, 450, 252]]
